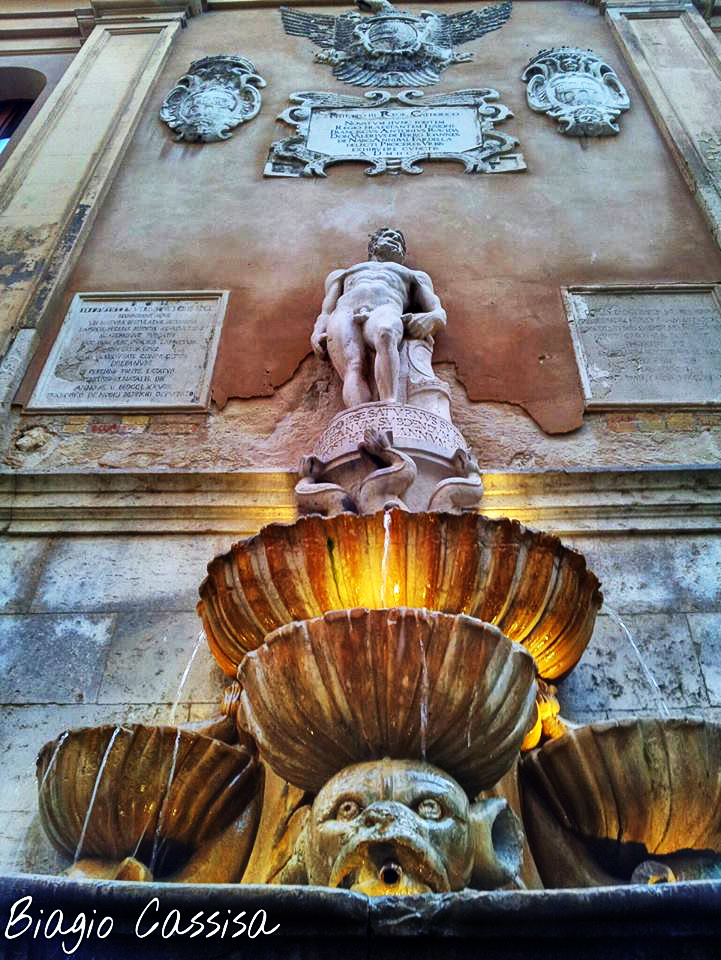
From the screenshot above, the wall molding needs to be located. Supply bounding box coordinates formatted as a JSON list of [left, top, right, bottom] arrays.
[[1, 466, 719, 536]]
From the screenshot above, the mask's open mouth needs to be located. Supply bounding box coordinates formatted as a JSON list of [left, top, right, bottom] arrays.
[[331, 840, 448, 895]]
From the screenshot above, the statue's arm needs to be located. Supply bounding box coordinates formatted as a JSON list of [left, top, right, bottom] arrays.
[[405, 271, 447, 339], [312, 269, 344, 358]]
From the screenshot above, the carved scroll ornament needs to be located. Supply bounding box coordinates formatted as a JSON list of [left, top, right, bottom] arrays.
[[264, 89, 525, 177], [522, 47, 630, 137], [160, 55, 266, 143]]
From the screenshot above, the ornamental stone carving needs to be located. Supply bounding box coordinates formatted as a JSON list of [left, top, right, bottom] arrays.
[[160, 56, 266, 143], [521, 47, 630, 137], [280, 0, 512, 87], [264, 89, 525, 177], [312, 228, 446, 408]]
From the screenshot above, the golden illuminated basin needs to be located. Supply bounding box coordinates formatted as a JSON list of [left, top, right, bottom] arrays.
[[37, 724, 258, 875], [238, 607, 537, 795], [198, 510, 602, 677], [520, 719, 721, 886]]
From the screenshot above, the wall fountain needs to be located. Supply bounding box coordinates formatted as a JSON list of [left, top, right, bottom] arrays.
[[18, 230, 721, 954]]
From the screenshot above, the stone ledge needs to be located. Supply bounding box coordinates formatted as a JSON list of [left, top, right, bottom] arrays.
[[0, 466, 719, 535], [1, 875, 721, 959]]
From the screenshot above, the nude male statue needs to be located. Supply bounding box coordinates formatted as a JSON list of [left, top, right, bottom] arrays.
[[311, 228, 447, 408]]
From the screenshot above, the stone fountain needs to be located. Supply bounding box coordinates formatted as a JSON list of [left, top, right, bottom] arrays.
[[28, 230, 721, 915]]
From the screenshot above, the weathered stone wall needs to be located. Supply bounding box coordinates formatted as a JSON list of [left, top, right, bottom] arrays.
[[1, 522, 720, 875]]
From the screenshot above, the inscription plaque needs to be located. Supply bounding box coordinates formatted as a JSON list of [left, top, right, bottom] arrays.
[[564, 285, 721, 408], [265, 89, 525, 177], [27, 291, 228, 411]]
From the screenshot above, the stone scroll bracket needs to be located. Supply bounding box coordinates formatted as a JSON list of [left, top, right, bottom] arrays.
[[604, 0, 721, 250]]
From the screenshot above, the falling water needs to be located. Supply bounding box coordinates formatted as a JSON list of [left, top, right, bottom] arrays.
[[381, 510, 392, 606], [38, 731, 69, 797], [168, 631, 204, 726], [74, 726, 123, 861], [418, 632, 429, 760], [605, 605, 670, 718], [149, 726, 183, 875]]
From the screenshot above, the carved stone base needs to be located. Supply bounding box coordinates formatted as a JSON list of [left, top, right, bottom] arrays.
[[314, 402, 471, 512]]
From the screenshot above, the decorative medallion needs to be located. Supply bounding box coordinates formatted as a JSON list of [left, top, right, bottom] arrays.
[[160, 55, 266, 143], [280, 0, 512, 87], [264, 89, 525, 177], [521, 47, 630, 137]]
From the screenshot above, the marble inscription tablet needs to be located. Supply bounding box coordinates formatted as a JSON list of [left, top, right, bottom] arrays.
[[27, 291, 228, 411], [306, 105, 480, 158], [564, 285, 721, 408], [264, 89, 525, 177]]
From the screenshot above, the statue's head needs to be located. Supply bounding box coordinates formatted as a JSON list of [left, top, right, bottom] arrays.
[[368, 227, 406, 264], [288, 758, 524, 895]]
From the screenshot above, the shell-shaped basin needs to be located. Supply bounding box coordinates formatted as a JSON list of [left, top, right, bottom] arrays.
[[198, 510, 602, 678], [37, 724, 258, 875], [238, 607, 537, 795], [520, 719, 721, 885]]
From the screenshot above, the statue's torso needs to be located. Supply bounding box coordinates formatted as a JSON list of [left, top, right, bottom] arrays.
[[337, 260, 415, 310]]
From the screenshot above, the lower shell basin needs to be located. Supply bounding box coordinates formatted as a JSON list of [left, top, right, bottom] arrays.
[[198, 510, 602, 679], [37, 724, 258, 876], [238, 607, 537, 796]]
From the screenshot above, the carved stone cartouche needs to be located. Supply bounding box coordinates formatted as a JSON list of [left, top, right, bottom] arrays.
[[522, 47, 630, 137], [265, 89, 523, 178], [279, 759, 524, 894], [160, 55, 266, 143], [280, 0, 512, 87]]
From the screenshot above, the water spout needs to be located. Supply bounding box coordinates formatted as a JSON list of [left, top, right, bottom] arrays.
[[74, 726, 124, 861], [418, 631, 429, 761], [169, 631, 204, 726], [380, 510, 392, 606], [150, 727, 183, 875], [605, 606, 670, 718]]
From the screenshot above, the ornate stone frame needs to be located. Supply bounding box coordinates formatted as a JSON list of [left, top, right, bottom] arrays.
[[264, 88, 525, 177]]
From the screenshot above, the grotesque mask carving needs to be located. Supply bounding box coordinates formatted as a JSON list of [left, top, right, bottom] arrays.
[[281, 759, 524, 894]]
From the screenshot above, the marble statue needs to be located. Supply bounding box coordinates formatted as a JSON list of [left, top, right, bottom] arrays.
[[311, 228, 447, 407]]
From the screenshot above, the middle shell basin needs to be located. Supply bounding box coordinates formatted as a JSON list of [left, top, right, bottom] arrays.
[[238, 607, 537, 796]]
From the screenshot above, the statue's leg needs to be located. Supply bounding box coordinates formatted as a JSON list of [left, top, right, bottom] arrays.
[[327, 309, 372, 407], [365, 308, 403, 402]]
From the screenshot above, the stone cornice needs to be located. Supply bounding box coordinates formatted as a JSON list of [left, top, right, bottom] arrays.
[[0, 466, 718, 536]]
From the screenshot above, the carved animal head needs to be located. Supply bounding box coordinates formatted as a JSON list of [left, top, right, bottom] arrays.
[[286, 759, 524, 894], [368, 227, 407, 263]]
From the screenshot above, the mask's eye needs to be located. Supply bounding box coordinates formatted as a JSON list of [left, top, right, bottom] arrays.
[[335, 799, 361, 821], [416, 797, 443, 821]]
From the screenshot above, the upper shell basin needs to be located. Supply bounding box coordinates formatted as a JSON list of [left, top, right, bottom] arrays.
[[198, 510, 602, 677], [37, 724, 258, 875], [238, 607, 537, 795]]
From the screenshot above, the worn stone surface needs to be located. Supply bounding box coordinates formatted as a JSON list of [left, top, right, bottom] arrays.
[[59, 2, 721, 433], [566, 286, 721, 407], [27, 292, 227, 411], [0, 538, 52, 612], [31, 535, 228, 612], [0, 613, 115, 704], [4, 358, 721, 474], [558, 612, 707, 718], [689, 613, 721, 707], [562, 534, 721, 614], [97, 609, 224, 706]]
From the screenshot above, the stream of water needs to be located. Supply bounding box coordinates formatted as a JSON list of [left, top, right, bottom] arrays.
[[168, 631, 204, 726], [604, 605, 670, 718], [74, 726, 124, 862]]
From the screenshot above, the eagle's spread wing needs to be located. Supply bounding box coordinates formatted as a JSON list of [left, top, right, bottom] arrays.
[[434, 2, 512, 48], [279, 7, 356, 52]]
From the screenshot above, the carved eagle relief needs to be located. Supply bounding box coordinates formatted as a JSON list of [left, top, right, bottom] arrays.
[[280, 0, 512, 87]]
